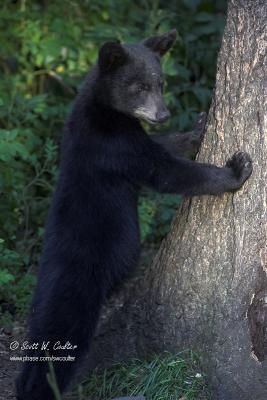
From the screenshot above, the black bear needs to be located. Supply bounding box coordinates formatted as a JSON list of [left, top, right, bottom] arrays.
[[16, 29, 252, 399]]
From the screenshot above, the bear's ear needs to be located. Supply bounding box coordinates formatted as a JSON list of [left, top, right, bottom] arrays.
[[142, 29, 177, 57], [98, 41, 127, 72]]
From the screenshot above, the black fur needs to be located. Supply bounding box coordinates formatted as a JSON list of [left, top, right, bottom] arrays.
[[16, 31, 252, 399]]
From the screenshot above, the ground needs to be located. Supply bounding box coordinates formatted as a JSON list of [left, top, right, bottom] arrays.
[[0, 327, 22, 400]]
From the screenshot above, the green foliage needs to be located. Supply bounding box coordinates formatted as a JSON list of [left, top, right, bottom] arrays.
[[0, 0, 226, 326], [0, 239, 36, 328], [138, 197, 157, 242], [139, 193, 180, 243], [77, 351, 210, 399]]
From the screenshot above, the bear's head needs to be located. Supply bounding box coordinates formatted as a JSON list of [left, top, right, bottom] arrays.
[[96, 29, 177, 124]]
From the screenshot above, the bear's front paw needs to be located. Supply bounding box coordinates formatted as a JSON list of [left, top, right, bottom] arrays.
[[226, 151, 253, 185]]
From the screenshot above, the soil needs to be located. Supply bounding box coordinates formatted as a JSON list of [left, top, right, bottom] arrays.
[[0, 325, 23, 400]]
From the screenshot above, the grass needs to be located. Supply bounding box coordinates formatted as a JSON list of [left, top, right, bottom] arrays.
[[75, 351, 210, 400]]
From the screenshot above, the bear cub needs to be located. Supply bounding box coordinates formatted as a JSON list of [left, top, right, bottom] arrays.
[[16, 29, 252, 400]]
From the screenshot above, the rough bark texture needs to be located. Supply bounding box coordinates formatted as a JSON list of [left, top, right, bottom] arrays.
[[90, 1, 267, 399]]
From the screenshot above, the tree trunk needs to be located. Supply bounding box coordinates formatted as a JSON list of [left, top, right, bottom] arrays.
[[90, 1, 267, 399]]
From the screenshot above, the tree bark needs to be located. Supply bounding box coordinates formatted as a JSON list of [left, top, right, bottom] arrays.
[[90, 1, 267, 399]]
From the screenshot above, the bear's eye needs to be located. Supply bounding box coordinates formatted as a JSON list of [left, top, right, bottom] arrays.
[[137, 84, 150, 93]]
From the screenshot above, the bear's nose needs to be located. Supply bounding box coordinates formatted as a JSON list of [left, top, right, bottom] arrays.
[[156, 110, 170, 123]]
